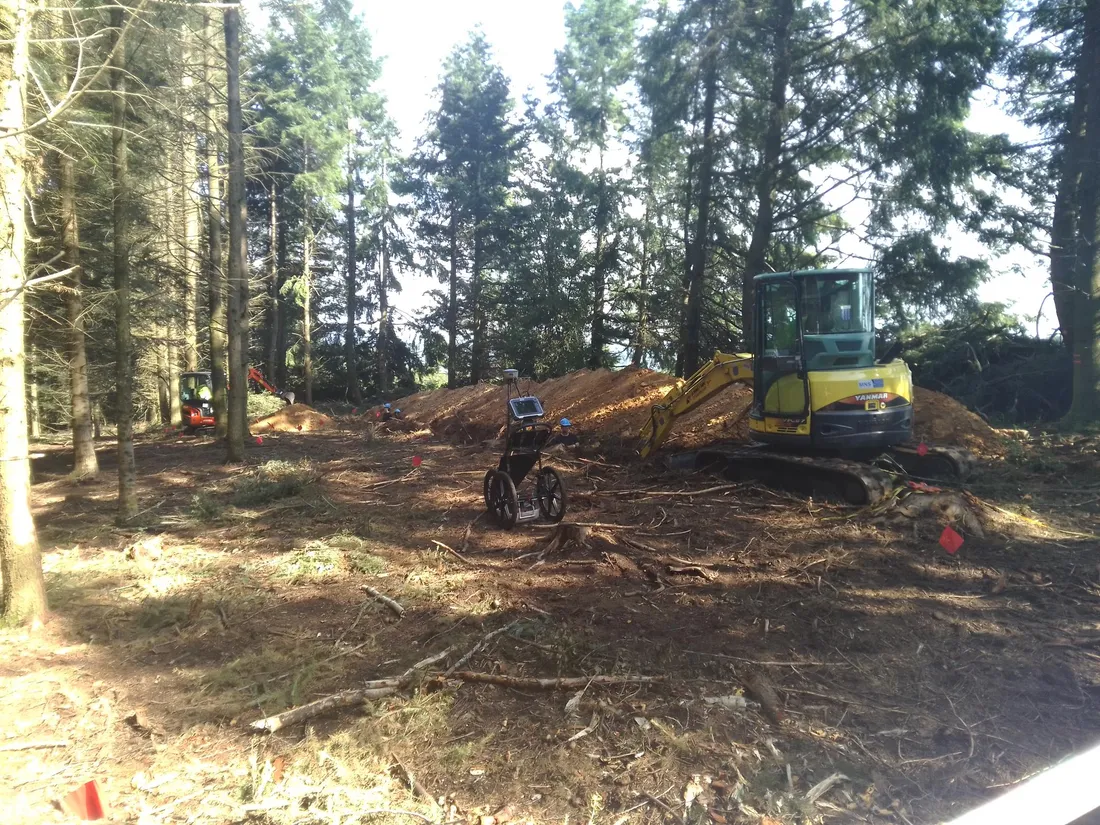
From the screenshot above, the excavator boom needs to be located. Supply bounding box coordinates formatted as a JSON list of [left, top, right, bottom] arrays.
[[640, 352, 753, 459]]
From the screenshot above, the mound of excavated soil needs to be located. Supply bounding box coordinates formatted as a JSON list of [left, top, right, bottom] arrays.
[[393, 369, 1004, 456], [393, 367, 751, 450], [251, 403, 332, 433], [912, 387, 1005, 457]]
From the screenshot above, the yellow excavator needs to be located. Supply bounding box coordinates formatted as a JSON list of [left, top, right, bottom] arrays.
[[639, 268, 970, 503]]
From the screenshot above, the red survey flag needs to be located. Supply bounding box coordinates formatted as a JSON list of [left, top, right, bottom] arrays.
[[939, 525, 963, 555]]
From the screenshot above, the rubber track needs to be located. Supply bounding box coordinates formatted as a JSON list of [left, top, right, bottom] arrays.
[[887, 444, 974, 481], [671, 446, 897, 506]]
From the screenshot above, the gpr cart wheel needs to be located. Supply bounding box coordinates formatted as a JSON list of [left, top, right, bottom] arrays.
[[483, 469, 495, 509], [487, 469, 519, 530], [537, 467, 567, 523]]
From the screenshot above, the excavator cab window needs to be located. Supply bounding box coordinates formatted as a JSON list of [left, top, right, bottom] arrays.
[[798, 272, 874, 370], [180, 372, 212, 404], [756, 280, 809, 418]]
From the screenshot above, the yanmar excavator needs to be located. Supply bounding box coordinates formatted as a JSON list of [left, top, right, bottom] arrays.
[[180, 367, 293, 433], [639, 268, 971, 504]]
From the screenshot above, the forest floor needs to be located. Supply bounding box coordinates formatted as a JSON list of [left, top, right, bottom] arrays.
[[4, 415, 1100, 825]]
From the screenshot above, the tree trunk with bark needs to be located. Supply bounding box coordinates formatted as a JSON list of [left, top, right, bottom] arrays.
[[58, 149, 98, 476], [27, 345, 40, 439], [681, 30, 719, 377], [1052, 49, 1088, 354], [266, 186, 279, 386], [274, 193, 289, 389], [675, 131, 697, 378], [180, 25, 201, 373], [163, 188, 182, 427], [111, 6, 138, 521], [345, 150, 362, 404], [470, 192, 485, 383], [632, 197, 653, 367], [378, 219, 391, 395], [302, 210, 314, 407], [589, 148, 607, 370], [0, 0, 45, 624], [224, 7, 249, 461], [204, 10, 227, 438], [742, 0, 794, 350], [447, 201, 459, 389], [1067, 0, 1100, 426]]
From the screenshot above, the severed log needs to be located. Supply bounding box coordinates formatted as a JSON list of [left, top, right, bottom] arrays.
[[444, 672, 664, 690], [362, 585, 405, 617], [250, 685, 401, 732]]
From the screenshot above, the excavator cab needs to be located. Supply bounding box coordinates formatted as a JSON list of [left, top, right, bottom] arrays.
[[181, 371, 216, 433], [749, 269, 912, 449]]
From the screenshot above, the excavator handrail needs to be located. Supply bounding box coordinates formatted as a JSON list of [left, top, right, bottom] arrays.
[[639, 351, 754, 458]]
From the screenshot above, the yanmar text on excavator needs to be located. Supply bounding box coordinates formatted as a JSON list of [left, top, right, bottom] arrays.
[[639, 268, 971, 504]]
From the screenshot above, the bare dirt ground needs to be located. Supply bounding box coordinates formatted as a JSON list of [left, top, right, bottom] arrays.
[[4, 410, 1100, 825]]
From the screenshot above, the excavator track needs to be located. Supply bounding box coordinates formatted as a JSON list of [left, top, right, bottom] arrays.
[[667, 445, 899, 506], [885, 444, 974, 481]]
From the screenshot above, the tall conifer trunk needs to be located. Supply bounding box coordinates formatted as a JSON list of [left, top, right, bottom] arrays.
[[204, 10, 228, 437], [224, 6, 249, 460], [742, 0, 794, 350], [0, 0, 45, 623], [344, 145, 362, 404], [59, 147, 98, 476], [180, 25, 201, 372], [681, 13, 719, 377], [111, 5, 139, 521], [447, 202, 458, 389]]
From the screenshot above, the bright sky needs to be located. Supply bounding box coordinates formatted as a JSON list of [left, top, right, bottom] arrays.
[[352, 0, 1054, 339]]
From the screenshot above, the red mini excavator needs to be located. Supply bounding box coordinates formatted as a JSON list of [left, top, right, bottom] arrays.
[[180, 368, 293, 434]]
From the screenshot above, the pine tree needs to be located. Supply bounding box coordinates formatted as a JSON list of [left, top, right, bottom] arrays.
[[404, 32, 521, 386], [555, 0, 637, 369], [0, 0, 47, 623], [225, 3, 249, 461], [111, 4, 139, 520]]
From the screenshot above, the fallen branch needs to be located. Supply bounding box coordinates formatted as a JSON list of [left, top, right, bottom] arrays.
[[362, 585, 405, 617], [390, 755, 438, 811], [531, 521, 633, 530], [0, 740, 69, 752], [805, 772, 848, 804], [250, 686, 401, 732], [615, 483, 742, 498], [443, 619, 522, 677], [460, 513, 482, 554], [363, 470, 420, 490], [431, 539, 474, 566], [443, 672, 664, 690], [250, 624, 515, 733], [666, 565, 715, 580]]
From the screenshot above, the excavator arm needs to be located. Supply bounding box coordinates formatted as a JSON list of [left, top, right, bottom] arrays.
[[248, 367, 294, 404], [639, 351, 754, 458], [248, 367, 280, 396]]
